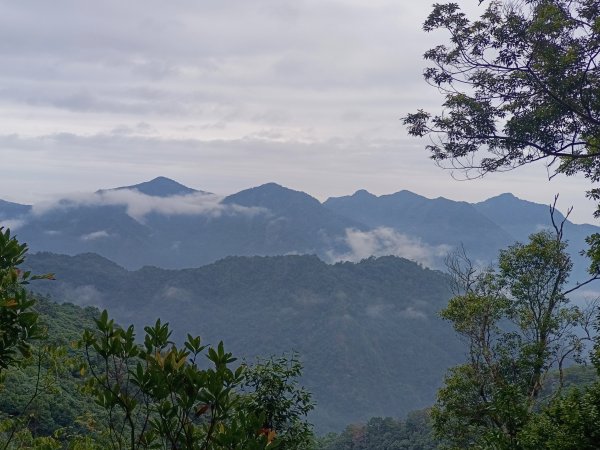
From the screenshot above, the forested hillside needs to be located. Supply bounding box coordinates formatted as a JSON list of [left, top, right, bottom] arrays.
[[23, 252, 462, 431], [0, 299, 103, 438]]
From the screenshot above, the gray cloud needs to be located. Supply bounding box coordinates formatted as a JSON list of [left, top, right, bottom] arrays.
[[0, 1, 596, 225], [0, 130, 595, 226]]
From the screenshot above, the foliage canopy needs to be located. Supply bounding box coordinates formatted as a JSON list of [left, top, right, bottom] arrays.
[[433, 230, 595, 449], [403, 0, 600, 209], [0, 228, 315, 449]]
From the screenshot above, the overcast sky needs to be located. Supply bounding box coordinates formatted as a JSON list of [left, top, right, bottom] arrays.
[[0, 0, 597, 223]]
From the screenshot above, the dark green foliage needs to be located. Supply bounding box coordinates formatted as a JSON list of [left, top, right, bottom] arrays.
[[82, 312, 248, 449], [519, 383, 600, 449], [242, 354, 314, 449], [515, 318, 600, 449], [0, 298, 107, 443], [403, 0, 600, 279], [0, 299, 316, 450], [0, 230, 315, 448], [0, 227, 45, 371], [400, 2, 600, 445], [25, 252, 462, 431], [0, 228, 99, 448], [315, 411, 438, 450], [404, 0, 600, 182], [81, 310, 313, 449]]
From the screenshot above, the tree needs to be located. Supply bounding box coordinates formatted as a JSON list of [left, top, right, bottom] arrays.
[[81, 313, 266, 449], [516, 312, 600, 449], [81, 312, 314, 449], [432, 229, 595, 449], [0, 228, 315, 448], [0, 227, 45, 372], [314, 411, 439, 450], [0, 228, 63, 449], [242, 354, 314, 449], [403, 0, 600, 211]]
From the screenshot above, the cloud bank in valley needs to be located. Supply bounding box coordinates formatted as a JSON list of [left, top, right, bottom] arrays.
[[30, 189, 268, 222], [328, 227, 452, 268]]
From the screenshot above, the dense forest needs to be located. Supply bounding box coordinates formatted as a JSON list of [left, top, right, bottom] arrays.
[[21, 251, 462, 431], [1, 286, 599, 449]]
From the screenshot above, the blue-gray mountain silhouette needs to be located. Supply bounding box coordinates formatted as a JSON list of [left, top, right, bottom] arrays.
[[98, 176, 204, 197], [1, 177, 598, 283]]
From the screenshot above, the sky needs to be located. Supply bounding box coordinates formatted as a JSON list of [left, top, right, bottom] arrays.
[[0, 0, 597, 224]]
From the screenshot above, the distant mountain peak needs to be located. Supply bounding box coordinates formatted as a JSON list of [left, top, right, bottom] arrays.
[[223, 182, 321, 208], [485, 192, 520, 202], [389, 189, 420, 196], [100, 177, 206, 197], [255, 182, 287, 191], [352, 189, 376, 198], [476, 192, 547, 210]]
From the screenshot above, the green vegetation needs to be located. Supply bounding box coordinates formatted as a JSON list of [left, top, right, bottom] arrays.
[[433, 228, 596, 448], [0, 228, 315, 449], [243, 354, 314, 449], [403, 0, 599, 186], [0, 299, 104, 440], [81, 311, 311, 449], [316, 411, 438, 450], [24, 252, 461, 431], [0, 227, 46, 371], [404, 0, 600, 282], [403, 2, 600, 447]]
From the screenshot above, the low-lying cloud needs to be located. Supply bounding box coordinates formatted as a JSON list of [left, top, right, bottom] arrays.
[[81, 230, 111, 241], [60, 284, 105, 308], [0, 219, 26, 231], [31, 189, 268, 222], [330, 227, 452, 268]]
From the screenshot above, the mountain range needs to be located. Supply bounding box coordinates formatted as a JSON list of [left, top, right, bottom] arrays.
[[1, 176, 597, 285]]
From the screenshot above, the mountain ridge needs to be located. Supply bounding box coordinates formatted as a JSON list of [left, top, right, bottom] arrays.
[[1, 177, 597, 284]]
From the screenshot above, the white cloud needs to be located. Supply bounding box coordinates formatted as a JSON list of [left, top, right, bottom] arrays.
[[80, 230, 111, 241], [61, 284, 105, 308], [161, 286, 192, 303], [329, 227, 452, 268], [367, 303, 427, 320], [398, 306, 427, 320], [0, 219, 26, 231], [31, 189, 268, 222], [365, 303, 391, 319]]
